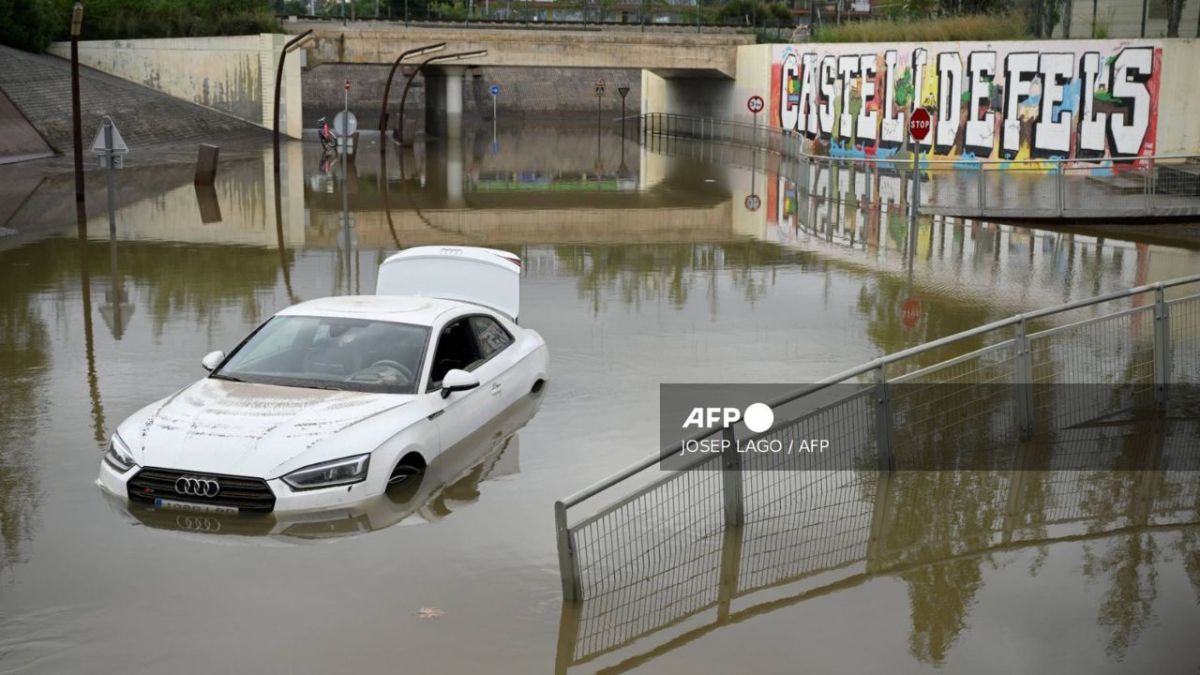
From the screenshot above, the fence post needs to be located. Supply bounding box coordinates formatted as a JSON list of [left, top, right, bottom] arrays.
[[721, 425, 744, 527], [1153, 284, 1171, 409], [1056, 161, 1065, 216], [554, 500, 581, 602], [1015, 317, 1035, 439], [977, 165, 986, 216], [1144, 164, 1154, 215], [874, 366, 895, 472]]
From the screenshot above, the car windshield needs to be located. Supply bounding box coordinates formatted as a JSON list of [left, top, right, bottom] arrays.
[[213, 316, 429, 394]]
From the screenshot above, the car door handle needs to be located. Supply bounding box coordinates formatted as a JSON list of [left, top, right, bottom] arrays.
[[490, 382, 502, 395]]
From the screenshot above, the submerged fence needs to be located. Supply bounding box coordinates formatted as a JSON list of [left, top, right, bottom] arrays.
[[555, 273, 1200, 615], [637, 112, 1200, 219], [556, 433, 1200, 671]]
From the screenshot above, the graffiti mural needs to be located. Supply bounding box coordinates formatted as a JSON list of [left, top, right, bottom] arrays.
[[771, 41, 1162, 167]]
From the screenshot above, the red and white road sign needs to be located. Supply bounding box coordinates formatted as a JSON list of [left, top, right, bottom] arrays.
[[747, 95, 765, 114], [909, 107, 931, 142], [344, 80, 351, 91]]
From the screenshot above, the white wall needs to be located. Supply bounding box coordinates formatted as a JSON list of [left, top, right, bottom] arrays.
[[48, 35, 304, 139]]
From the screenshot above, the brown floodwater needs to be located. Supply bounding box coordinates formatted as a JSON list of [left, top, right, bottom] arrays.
[[1, 121, 1198, 674]]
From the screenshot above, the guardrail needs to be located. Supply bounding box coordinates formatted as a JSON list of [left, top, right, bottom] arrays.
[[279, 13, 768, 33], [636, 112, 1200, 219], [554, 272, 1200, 602]]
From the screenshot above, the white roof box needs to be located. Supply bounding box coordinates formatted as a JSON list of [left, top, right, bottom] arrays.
[[376, 246, 522, 320]]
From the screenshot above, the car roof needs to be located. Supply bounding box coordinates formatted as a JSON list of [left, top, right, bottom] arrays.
[[274, 295, 473, 326]]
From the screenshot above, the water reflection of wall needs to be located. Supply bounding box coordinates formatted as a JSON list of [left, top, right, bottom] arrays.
[[85, 145, 305, 249], [765, 161, 1200, 303], [0, 244, 48, 575]]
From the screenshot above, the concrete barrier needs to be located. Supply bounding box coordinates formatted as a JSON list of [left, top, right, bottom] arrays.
[[47, 35, 304, 139]]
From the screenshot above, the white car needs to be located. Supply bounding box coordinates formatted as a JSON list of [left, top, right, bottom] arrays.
[[98, 246, 549, 516]]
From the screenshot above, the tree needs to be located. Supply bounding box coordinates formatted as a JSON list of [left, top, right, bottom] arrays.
[[0, 0, 63, 51]]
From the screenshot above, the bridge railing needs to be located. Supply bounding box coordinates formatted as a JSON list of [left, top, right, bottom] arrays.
[[554, 272, 1200, 607], [637, 112, 1200, 219]]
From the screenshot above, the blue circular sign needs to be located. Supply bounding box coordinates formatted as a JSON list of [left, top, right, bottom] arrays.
[[489, 84, 501, 97]]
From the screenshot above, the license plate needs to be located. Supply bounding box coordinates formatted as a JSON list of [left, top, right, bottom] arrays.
[[154, 498, 238, 515]]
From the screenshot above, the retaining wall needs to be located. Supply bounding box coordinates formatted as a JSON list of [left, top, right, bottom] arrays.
[[645, 38, 1200, 166]]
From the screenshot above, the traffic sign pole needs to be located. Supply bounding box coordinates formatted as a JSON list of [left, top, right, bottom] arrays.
[[747, 95, 764, 147], [342, 80, 350, 152], [908, 107, 932, 228], [104, 118, 117, 238]]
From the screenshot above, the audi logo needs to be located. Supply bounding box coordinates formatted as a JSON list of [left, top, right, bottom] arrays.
[[176, 515, 222, 533], [175, 476, 221, 498]]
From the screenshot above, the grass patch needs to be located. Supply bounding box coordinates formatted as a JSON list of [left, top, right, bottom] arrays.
[[812, 12, 1028, 43]]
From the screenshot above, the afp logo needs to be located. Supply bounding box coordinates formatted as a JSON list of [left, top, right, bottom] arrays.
[[682, 402, 774, 434]]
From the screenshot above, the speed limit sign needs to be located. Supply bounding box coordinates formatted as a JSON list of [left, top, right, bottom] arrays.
[[747, 95, 765, 114]]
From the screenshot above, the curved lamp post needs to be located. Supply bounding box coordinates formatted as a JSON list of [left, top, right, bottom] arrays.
[[379, 42, 447, 133], [395, 49, 489, 144], [273, 30, 314, 177]]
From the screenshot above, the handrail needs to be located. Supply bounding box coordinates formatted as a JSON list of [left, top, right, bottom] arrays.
[[557, 272, 1200, 513], [638, 112, 1200, 167]]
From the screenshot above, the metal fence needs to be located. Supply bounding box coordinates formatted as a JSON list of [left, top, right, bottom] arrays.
[[637, 112, 1200, 219], [555, 273, 1200, 624], [555, 424, 1200, 671]]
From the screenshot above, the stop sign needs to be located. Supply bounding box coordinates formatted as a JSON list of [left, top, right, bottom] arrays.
[[909, 107, 931, 142]]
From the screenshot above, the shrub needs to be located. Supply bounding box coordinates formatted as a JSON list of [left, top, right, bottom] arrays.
[[812, 11, 1028, 43]]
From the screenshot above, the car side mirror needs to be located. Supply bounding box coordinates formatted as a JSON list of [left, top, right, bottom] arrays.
[[201, 350, 225, 372], [440, 369, 480, 399]]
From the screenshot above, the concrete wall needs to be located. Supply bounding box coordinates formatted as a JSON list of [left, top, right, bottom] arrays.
[[47, 35, 303, 139], [744, 38, 1200, 164]]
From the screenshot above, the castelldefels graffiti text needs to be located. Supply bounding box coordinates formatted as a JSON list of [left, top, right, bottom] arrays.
[[772, 41, 1161, 164]]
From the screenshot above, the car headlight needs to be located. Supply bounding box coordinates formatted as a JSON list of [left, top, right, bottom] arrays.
[[282, 454, 370, 491], [104, 432, 137, 473]]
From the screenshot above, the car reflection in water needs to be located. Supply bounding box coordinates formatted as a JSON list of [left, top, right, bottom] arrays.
[[107, 389, 543, 541]]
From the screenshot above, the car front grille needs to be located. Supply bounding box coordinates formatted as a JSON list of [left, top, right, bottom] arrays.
[[127, 467, 276, 514]]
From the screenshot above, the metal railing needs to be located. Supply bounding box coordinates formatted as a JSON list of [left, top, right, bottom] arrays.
[[556, 434, 1200, 670], [637, 112, 1200, 219], [554, 273, 1200, 604]]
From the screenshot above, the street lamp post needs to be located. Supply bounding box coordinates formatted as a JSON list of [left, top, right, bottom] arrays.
[[618, 84, 630, 139], [395, 49, 489, 145], [379, 43, 446, 133], [272, 30, 314, 178], [70, 1, 84, 206]]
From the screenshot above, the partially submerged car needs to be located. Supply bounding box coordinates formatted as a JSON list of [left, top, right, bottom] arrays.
[[98, 246, 548, 516], [107, 389, 542, 539]]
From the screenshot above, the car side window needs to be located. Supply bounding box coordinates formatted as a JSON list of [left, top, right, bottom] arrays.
[[428, 318, 484, 390], [470, 316, 513, 359]]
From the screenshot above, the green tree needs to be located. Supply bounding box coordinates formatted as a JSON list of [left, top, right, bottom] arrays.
[[0, 0, 63, 51]]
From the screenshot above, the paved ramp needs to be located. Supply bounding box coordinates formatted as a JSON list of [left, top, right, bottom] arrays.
[[0, 87, 52, 164]]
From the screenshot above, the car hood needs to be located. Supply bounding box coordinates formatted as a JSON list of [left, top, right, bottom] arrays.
[[131, 379, 415, 478]]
